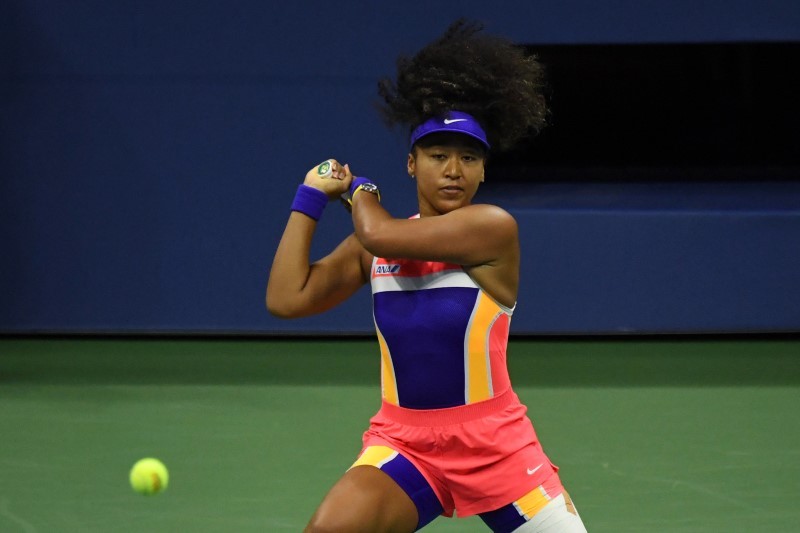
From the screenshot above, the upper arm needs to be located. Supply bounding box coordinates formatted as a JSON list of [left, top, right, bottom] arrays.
[[271, 233, 370, 318], [358, 204, 518, 266]]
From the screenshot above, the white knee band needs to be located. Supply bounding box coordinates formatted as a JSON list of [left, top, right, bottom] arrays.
[[511, 493, 587, 533]]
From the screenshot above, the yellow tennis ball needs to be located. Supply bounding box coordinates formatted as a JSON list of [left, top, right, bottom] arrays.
[[129, 458, 169, 495]]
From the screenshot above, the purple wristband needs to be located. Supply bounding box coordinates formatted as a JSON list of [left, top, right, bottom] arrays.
[[291, 184, 328, 221]]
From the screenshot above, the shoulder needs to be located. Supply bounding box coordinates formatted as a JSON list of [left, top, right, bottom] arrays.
[[455, 204, 518, 235], [478, 203, 516, 220], [458, 203, 515, 219]]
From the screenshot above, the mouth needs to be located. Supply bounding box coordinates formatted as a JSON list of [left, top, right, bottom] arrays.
[[440, 185, 464, 195]]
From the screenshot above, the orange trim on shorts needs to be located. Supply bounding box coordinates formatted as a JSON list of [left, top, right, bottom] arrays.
[[514, 473, 565, 519], [350, 445, 398, 470]]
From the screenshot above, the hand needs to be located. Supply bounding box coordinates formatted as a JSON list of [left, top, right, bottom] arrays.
[[303, 159, 353, 199]]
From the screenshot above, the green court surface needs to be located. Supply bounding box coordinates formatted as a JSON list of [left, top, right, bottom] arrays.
[[1, 337, 798, 532]]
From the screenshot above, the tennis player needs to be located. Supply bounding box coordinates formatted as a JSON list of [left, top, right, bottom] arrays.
[[267, 20, 587, 533]]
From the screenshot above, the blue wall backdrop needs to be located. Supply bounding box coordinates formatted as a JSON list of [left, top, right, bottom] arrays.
[[2, 1, 799, 334]]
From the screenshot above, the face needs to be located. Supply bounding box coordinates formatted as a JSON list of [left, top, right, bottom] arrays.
[[407, 133, 487, 217]]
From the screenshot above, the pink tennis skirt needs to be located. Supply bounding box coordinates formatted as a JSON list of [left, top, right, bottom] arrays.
[[359, 388, 561, 518]]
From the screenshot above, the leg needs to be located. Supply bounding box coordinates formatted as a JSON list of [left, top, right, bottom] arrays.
[[304, 466, 418, 533]]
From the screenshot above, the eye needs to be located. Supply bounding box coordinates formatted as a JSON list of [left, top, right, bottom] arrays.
[[430, 153, 447, 160]]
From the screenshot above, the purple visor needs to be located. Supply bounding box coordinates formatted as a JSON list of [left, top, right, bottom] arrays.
[[409, 111, 490, 150]]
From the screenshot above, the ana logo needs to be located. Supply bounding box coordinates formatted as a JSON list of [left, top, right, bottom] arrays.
[[375, 264, 401, 275]]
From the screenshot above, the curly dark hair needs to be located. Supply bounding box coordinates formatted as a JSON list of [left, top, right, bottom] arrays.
[[377, 19, 548, 153]]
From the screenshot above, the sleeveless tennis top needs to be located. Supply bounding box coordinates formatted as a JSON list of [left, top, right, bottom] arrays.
[[370, 255, 515, 409]]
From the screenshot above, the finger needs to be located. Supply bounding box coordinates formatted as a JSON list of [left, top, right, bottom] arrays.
[[342, 164, 354, 186], [334, 162, 347, 181]]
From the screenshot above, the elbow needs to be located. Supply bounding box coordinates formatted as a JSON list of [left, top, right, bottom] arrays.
[[266, 302, 287, 319], [266, 292, 298, 319]]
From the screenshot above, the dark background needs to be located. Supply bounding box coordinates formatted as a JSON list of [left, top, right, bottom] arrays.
[[493, 42, 800, 176], [2, 1, 799, 335]]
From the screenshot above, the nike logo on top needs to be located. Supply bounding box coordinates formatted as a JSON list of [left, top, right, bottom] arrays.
[[443, 118, 468, 124], [527, 464, 543, 475]]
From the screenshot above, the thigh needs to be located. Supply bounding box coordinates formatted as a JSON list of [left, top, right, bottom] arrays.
[[305, 465, 419, 533]]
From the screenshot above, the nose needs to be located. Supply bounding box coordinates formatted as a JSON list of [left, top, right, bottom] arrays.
[[444, 155, 461, 179]]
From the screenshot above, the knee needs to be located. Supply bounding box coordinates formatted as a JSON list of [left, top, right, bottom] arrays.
[[303, 520, 334, 533], [304, 510, 360, 533], [304, 518, 362, 533], [304, 507, 413, 533]]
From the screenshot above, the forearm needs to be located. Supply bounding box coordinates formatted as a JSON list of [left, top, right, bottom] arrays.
[[349, 176, 395, 257], [266, 160, 360, 318], [266, 176, 332, 317], [266, 212, 317, 317], [351, 193, 390, 252]]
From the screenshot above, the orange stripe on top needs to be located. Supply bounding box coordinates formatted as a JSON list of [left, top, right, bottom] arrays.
[[376, 324, 399, 405], [466, 292, 504, 403]]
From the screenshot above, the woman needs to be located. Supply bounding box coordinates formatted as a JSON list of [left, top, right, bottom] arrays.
[[267, 20, 587, 533]]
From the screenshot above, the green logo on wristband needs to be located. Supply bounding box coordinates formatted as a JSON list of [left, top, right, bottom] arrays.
[[317, 161, 331, 176]]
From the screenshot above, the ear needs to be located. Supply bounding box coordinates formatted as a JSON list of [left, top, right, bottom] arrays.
[[407, 152, 416, 177]]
